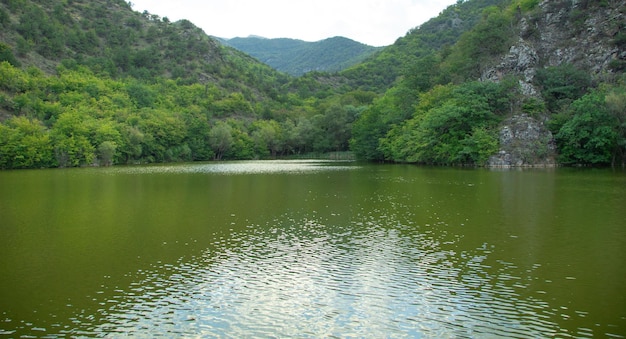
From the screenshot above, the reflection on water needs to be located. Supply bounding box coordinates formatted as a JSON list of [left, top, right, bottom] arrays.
[[81, 210, 559, 338], [105, 159, 357, 175], [1, 162, 625, 338]]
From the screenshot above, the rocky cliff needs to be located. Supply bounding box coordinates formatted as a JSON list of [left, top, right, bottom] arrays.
[[488, 114, 557, 167], [485, 0, 625, 167]]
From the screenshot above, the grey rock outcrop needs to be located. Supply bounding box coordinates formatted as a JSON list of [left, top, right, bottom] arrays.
[[482, 38, 540, 96], [488, 114, 556, 167], [483, 0, 625, 94], [483, 0, 625, 166]]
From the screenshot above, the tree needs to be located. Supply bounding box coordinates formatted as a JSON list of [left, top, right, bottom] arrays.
[[441, 6, 514, 82], [225, 119, 255, 159], [0, 61, 29, 92], [127, 82, 156, 108], [251, 120, 283, 157], [137, 109, 187, 162], [555, 90, 618, 165], [213, 92, 254, 117], [208, 121, 233, 160], [0, 43, 21, 67], [51, 111, 96, 167], [184, 112, 213, 161], [119, 125, 144, 163], [350, 86, 416, 161], [98, 141, 117, 166], [0, 7, 9, 28], [91, 120, 123, 165], [535, 64, 592, 112], [0, 117, 55, 169], [605, 87, 626, 166], [378, 81, 502, 165], [286, 117, 316, 154], [321, 104, 360, 151]]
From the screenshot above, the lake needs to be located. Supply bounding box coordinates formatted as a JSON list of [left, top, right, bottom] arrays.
[[1, 160, 625, 338]]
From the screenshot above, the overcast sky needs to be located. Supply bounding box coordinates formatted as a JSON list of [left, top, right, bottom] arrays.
[[129, 0, 458, 47]]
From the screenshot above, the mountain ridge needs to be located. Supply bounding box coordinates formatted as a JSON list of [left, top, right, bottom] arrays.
[[1, 0, 624, 170], [218, 36, 381, 76]]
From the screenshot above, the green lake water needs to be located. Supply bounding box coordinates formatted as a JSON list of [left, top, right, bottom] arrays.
[[0, 161, 625, 338]]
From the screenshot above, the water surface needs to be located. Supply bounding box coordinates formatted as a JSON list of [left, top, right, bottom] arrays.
[[1, 161, 625, 337]]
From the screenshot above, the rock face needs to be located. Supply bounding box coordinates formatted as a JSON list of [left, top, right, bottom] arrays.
[[484, 0, 625, 95], [483, 0, 625, 166], [488, 114, 557, 167]]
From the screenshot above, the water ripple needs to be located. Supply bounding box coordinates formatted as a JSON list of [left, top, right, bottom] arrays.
[[100, 160, 358, 176], [55, 208, 574, 338]]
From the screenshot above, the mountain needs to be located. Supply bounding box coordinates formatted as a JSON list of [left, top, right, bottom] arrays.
[[219, 36, 381, 76], [349, 0, 626, 166], [0, 0, 387, 169], [1, 0, 624, 170], [335, 0, 509, 93], [0, 0, 289, 99]]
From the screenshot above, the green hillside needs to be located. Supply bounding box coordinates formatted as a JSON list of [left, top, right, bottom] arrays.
[[220, 36, 381, 76], [0, 0, 290, 96], [335, 0, 508, 93], [0, 0, 372, 168], [348, 0, 626, 166], [1, 0, 624, 169]]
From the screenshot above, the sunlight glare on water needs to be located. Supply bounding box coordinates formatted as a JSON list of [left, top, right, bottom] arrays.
[[84, 208, 558, 338], [104, 160, 357, 175], [1, 162, 625, 338]]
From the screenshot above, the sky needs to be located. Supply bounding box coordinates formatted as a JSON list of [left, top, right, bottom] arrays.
[[129, 0, 458, 47]]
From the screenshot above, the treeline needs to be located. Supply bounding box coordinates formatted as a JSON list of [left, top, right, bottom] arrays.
[[352, 68, 626, 166], [1, 0, 625, 169], [349, 0, 626, 166], [223, 36, 381, 76], [0, 0, 375, 169], [0, 62, 373, 168]]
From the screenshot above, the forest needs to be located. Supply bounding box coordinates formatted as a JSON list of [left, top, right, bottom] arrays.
[[220, 36, 381, 76], [0, 0, 625, 169]]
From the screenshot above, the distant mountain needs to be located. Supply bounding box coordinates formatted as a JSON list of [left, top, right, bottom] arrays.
[[2, 0, 623, 170], [219, 36, 381, 76]]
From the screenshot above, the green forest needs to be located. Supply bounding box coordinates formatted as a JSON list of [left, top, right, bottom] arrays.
[[221, 36, 381, 76], [1, 0, 625, 169]]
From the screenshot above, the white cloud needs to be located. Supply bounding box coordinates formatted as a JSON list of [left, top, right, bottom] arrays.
[[130, 0, 457, 46]]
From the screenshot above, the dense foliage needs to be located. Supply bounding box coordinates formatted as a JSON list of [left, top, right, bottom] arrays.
[[0, 61, 375, 168], [338, 0, 507, 93], [349, 0, 626, 166], [551, 86, 626, 166], [221, 36, 381, 76], [1, 0, 625, 169], [0, 0, 377, 168]]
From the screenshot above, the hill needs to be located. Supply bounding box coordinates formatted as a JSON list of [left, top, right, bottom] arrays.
[[0, 0, 290, 99], [219, 36, 381, 76], [336, 0, 508, 93], [1, 0, 624, 169], [349, 0, 626, 166], [0, 0, 372, 168]]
